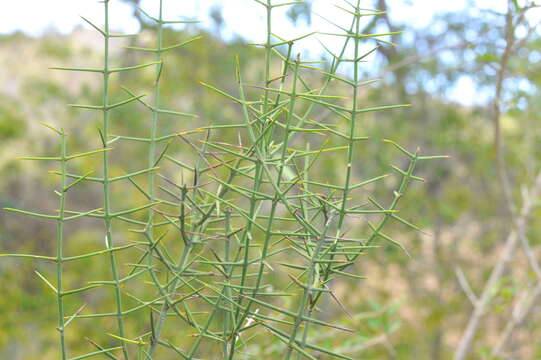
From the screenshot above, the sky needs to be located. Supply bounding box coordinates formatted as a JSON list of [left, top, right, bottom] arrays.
[[0, 0, 515, 104], [1, 0, 506, 38]]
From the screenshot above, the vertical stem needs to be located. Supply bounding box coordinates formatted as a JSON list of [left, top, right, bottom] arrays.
[[56, 131, 67, 360], [227, 163, 263, 359], [148, 0, 163, 230], [148, 187, 194, 358], [239, 56, 301, 326], [222, 209, 234, 358], [145, 5, 206, 355], [296, 148, 312, 360], [263, 0, 273, 131], [226, 3, 274, 355], [145, 1, 163, 356], [302, 0, 364, 339], [285, 215, 334, 360], [102, 1, 128, 358], [227, 0, 274, 339], [337, 0, 361, 233], [186, 300, 220, 359]]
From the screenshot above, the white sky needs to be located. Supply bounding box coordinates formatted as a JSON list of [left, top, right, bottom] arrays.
[[0, 0, 516, 104], [1, 0, 508, 37]]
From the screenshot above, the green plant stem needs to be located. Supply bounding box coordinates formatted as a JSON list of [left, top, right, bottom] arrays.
[[145, 11, 214, 356], [237, 0, 274, 287], [147, 0, 163, 267], [222, 209, 235, 358], [57, 131, 68, 360], [366, 155, 418, 247], [263, 0, 273, 142], [227, 34, 275, 356], [225, 20, 277, 351], [148, 190, 194, 359], [285, 214, 334, 360], [230, 58, 301, 351], [145, 1, 164, 358], [294, 2, 374, 350], [102, 1, 128, 358], [337, 0, 361, 241], [148, 244, 193, 356], [233, 0, 275, 306]]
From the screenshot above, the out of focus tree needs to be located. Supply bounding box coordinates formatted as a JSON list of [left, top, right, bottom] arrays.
[[286, 1, 313, 25]]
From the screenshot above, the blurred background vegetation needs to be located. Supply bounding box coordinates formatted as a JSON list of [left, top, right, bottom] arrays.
[[1, 0, 541, 359]]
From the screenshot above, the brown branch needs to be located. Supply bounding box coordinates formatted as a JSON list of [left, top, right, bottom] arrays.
[[454, 2, 540, 358]]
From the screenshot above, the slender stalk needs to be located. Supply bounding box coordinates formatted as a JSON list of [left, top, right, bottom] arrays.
[[148, 188, 194, 358], [263, 0, 273, 143], [337, 0, 362, 244], [145, 19, 216, 360], [145, 1, 164, 357], [148, 0, 163, 230], [236, 55, 301, 326], [227, 2, 276, 349], [102, 1, 128, 358], [298, 3, 426, 350], [226, 165, 264, 359], [56, 130, 68, 360], [285, 212, 335, 360], [144, 4, 218, 355], [225, 5, 278, 347], [149, 243, 193, 353], [300, 0, 363, 335], [222, 210, 234, 358]]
